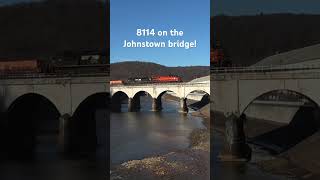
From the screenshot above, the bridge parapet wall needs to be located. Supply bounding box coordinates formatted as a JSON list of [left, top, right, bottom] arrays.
[[110, 83, 210, 99], [211, 71, 320, 117], [0, 76, 109, 115]]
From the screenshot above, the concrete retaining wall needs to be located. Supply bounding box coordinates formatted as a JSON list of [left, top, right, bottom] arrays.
[[244, 102, 300, 124]]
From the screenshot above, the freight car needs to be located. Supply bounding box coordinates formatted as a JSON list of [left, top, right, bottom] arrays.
[[50, 50, 108, 74], [0, 59, 109, 75], [110, 80, 124, 85], [0, 59, 52, 74], [53, 50, 106, 64], [127, 77, 152, 83]]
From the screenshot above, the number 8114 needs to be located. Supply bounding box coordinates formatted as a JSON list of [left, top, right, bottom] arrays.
[[136, 29, 156, 36]]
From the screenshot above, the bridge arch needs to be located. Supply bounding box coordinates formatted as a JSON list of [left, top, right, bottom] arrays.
[[184, 88, 210, 99], [71, 92, 110, 155], [186, 90, 210, 97], [110, 83, 210, 112], [156, 90, 179, 100], [154, 90, 179, 112], [6, 93, 61, 159], [111, 91, 129, 112], [111, 91, 129, 98], [155, 89, 180, 99], [131, 91, 153, 111], [241, 89, 320, 153], [185, 90, 210, 112], [240, 88, 320, 115], [132, 89, 155, 99], [185, 90, 210, 101], [3, 90, 62, 115]]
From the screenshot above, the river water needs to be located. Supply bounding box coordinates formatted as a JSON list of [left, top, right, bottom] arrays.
[[110, 97, 205, 165], [0, 110, 108, 180]]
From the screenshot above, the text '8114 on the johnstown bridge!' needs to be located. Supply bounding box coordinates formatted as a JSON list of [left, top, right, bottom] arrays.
[[122, 28, 197, 49]]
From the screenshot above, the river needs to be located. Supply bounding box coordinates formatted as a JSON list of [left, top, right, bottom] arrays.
[[0, 110, 108, 180], [110, 96, 206, 165]]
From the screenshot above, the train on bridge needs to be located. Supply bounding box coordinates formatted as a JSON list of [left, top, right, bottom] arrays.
[[0, 52, 108, 75], [110, 75, 182, 85]]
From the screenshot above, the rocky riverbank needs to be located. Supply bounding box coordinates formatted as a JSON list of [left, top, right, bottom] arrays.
[[110, 99, 210, 180]]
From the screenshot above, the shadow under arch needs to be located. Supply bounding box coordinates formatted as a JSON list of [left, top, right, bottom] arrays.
[[241, 89, 320, 154], [241, 89, 319, 115], [71, 92, 110, 157], [6, 93, 61, 160], [132, 91, 153, 111], [156, 90, 179, 112], [185, 90, 210, 111], [111, 91, 129, 112], [157, 90, 179, 100]]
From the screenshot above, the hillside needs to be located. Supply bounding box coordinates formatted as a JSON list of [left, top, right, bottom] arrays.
[[212, 14, 320, 66], [110, 61, 209, 82], [0, 0, 108, 59]]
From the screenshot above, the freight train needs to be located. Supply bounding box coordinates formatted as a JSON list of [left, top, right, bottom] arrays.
[[0, 59, 53, 74], [0, 53, 108, 75], [110, 75, 182, 85]]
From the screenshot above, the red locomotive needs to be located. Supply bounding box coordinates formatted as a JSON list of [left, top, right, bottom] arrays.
[[152, 75, 182, 83], [123, 75, 182, 84]]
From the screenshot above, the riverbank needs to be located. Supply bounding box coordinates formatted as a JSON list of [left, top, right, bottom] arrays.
[[212, 110, 320, 180], [110, 98, 210, 180], [255, 131, 320, 180]]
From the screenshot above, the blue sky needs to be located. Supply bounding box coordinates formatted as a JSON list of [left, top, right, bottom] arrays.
[[110, 0, 210, 67], [212, 0, 320, 16]]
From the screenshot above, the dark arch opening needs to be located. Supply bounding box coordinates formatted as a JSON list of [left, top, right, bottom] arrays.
[[157, 90, 180, 112], [186, 90, 210, 111], [6, 93, 61, 160], [71, 92, 110, 159], [132, 91, 153, 111], [111, 91, 129, 112], [242, 89, 320, 154]]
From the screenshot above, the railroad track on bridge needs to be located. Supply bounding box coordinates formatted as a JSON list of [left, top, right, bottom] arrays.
[[0, 72, 109, 79], [211, 64, 320, 73]]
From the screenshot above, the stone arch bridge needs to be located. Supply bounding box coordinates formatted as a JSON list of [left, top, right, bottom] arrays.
[[0, 74, 109, 155], [110, 82, 210, 113], [0, 75, 109, 115], [211, 67, 320, 117], [211, 66, 320, 159]]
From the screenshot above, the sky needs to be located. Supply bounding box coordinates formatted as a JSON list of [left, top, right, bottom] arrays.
[[110, 0, 210, 67], [212, 0, 320, 16]]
